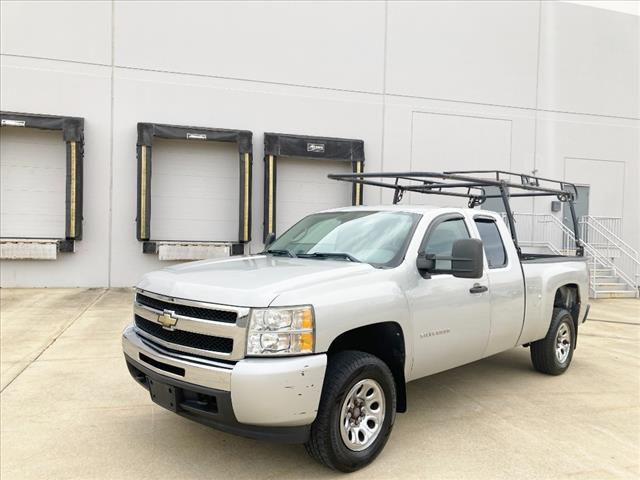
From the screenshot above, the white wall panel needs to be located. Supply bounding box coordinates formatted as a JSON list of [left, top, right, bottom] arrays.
[[114, 1, 385, 93], [110, 68, 383, 286], [535, 113, 639, 251], [276, 158, 353, 235], [538, 2, 639, 118], [0, 128, 66, 238], [564, 157, 625, 217], [0, 1, 112, 65], [0, 56, 112, 287], [381, 96, 536, 212], [150, 139, 239, 242], [386, 1, 539, 108], [409, 111, 512, 207]]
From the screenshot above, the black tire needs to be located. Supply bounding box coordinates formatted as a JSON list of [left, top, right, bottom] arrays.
[[530, 308, 576, 375], [305, 350, 397, 472]]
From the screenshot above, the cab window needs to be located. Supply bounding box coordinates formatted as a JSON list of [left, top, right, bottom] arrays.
[[474, 218, 507, 268]]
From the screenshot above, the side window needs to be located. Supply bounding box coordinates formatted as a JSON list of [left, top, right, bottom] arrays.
[[474, 218, 507, 268], [423, 217, 470, 271]]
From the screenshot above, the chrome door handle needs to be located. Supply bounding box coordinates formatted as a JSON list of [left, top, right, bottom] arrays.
[[469, 284, 488, 294]]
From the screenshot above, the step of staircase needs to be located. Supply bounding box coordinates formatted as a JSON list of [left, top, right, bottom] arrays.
[[594, 282, 631, 291], [594, 275, 618, 281], [592, 268, 616, 275], [593, 289, 638, 298]]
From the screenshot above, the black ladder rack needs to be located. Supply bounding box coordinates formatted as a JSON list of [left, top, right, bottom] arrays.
[[327, 170, 583, 257]]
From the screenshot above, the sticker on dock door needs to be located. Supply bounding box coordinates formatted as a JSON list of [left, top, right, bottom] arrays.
[[307, 143, 325, 153], [186, 133, 207, 140], [1, 119, 26, 127]]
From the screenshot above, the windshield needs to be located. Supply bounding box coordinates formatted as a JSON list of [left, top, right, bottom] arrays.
[[268, 211, 421, 268]]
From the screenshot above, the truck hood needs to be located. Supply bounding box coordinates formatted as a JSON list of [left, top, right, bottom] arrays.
[[137, 255, 375, 307]]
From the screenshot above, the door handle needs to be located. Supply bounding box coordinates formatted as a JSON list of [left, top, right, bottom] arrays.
[[469, 284, 488, 294]]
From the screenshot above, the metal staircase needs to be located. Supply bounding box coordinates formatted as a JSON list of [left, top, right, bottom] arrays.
[[580, 216, 639, 298], [512, 213, 639, 299]]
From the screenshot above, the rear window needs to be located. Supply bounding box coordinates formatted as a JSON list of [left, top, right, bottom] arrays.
[[474, 218, 507, 268]]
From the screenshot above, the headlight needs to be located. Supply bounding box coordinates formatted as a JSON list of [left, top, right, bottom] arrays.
[[246, 306, 315, 356]]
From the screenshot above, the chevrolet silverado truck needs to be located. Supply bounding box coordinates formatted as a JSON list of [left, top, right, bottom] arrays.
[[123, 171, 590, 472]]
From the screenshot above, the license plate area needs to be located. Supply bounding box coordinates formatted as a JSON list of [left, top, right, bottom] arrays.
[[149, 379, 179, 412]]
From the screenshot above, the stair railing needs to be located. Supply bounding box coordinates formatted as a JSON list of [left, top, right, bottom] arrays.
[[580, 215, 639, 292], [512, 213, 638, 297]]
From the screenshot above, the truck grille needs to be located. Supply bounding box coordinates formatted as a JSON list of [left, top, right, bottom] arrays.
[[136, 293, 237, 324], [134, 315, 234, 354]]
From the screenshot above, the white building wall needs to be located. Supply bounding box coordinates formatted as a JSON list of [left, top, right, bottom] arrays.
[[0, 0, 638, 287]]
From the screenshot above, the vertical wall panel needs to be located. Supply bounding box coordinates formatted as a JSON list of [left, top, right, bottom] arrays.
[[0, 0, 112, 65], [535, 113, 639, 250], [409, 111, 512, 207], [114, 0, 386, 93], [385, 0, 540, 107], [538, 2, 639, 118]]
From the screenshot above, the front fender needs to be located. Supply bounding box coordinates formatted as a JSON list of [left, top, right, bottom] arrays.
[[271, 272, 412, 378]]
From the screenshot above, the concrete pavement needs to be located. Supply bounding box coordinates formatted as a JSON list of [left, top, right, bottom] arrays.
[[1, 289, 638, 479]]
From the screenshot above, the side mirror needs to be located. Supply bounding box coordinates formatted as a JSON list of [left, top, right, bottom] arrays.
[[264, 232, 276, 248], [416, 238, 484, 279], [451, 238, 484, 279]]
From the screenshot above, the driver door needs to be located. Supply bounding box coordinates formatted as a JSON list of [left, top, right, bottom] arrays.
[[406, 214, 491, 379]]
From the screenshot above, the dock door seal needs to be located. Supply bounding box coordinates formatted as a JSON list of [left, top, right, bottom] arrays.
[[135, 122, 253, 255], [0, 111, 84, 254]]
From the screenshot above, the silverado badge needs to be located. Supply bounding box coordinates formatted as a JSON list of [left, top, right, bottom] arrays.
[[157, 309, 178, 330]]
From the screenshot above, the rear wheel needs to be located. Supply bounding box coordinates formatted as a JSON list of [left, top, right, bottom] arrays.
[[305, 351, 396, 472], [530, 308, 575, 375]]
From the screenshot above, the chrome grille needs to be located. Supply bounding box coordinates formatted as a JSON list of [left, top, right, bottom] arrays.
[[136, 293, 237, 323], [133, 289, 248, 361], [135, 315, 233, 353]]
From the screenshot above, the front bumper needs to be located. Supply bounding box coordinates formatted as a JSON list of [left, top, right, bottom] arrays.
[[122, 326, 327, 442]]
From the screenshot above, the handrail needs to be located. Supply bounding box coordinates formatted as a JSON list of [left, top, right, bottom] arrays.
[[582, 215, 639, 259], [546, 215, 637, 288], [514, 213, 638, 294]]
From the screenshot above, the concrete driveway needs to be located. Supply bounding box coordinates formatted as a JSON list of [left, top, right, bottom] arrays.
[[1, 289, 638, 479]]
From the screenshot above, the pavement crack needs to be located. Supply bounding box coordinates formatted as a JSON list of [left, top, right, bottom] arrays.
[[0, 288, 108, 394]]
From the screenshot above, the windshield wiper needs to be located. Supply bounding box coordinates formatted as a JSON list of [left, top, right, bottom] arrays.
[[297, 252, 361, 263], [264, 248, 297, 258]]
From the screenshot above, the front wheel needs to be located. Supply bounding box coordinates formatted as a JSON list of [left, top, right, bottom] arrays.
[[530, 308, 576, 375], [305, 351, 396, 472]]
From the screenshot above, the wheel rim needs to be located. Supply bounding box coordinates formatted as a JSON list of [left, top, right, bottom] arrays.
[[339, 378, 386, 451], [555, 321, 572, 364]]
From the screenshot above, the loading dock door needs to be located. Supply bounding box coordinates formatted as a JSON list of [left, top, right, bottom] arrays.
[[1, 128, 66, 238], [150, 139, 239, 242], [263, 133, 364, 241], [0, 111, 84, 259], [136, 123, 252, 259]]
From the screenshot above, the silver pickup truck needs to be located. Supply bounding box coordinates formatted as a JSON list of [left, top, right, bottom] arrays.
[[123, 171, 590, 472]]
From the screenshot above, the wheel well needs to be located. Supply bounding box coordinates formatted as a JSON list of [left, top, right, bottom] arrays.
[[327, 322, 407, 413], [554, 284, 580, 344]]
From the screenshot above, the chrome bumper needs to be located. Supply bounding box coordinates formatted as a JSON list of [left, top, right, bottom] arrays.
[[122, 326, 233, 390], [122, 326, 327, 427]]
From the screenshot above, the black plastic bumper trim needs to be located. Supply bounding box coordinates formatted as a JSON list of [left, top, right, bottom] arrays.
[[124, 354, 310, 444]]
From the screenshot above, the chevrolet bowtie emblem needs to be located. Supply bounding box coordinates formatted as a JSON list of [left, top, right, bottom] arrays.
[[157, 309, 178, 330]]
